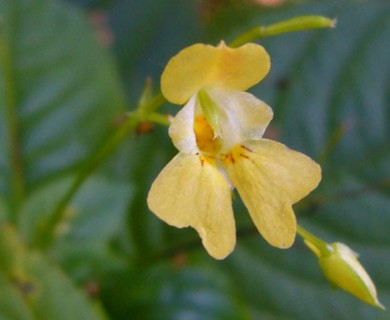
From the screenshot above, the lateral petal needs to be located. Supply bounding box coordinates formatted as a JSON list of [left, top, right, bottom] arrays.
[[226, 140, 321, 248], [169, 95, 198, 154], [147, 153, 236, 259], [245, 139, 322, 203], [161, 42, 270, 105]]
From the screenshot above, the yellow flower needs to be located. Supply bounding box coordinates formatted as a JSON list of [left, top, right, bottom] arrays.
[[148, 42, 321, 259], [305, 240, 385, 309]]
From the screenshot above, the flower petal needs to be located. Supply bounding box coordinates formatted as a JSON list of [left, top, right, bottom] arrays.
[[147, 153, 236, 259], [245, 139, 322, 203], [161, 42, 270, 105], [169, 94, 198, 154], [208, 87, 273, 150], [169, 88, 273, 154], [226, 140, 321, 248]]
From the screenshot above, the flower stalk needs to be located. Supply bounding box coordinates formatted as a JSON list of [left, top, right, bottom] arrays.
[[297, 225, 330, 257], [33, 88, 167, 249], [230, 15, 336, 47]]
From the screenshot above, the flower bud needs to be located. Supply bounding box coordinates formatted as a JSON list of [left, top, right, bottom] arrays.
[[305, 240, 385, 309]]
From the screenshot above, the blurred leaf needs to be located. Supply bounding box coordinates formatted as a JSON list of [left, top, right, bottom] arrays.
[[0, 0, 127, 207], [17, 176, 133, 280], [18, 177, 72, 242], [0, 271, 33, 320], [0, 197, 7, 223], [53, 176, 133, 280], [101, 262, 249, 320], [0, 225, 107, 320]]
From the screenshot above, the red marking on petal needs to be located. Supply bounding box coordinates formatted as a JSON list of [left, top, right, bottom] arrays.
[[241, 145, 253, 152], [239, 153, 249, 159]]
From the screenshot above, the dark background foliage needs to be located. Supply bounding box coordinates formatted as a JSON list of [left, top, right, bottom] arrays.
[[0, 0, 389, 319]]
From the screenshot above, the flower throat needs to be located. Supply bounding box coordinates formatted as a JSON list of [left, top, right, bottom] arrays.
[[193, 115, 221, 154]]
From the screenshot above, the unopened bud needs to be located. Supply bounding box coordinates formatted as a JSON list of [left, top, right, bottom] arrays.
[[305, 240, 385, 309]]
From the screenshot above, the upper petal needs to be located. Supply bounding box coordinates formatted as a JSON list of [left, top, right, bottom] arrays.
[[225, 140, 321, 248], [147, 153, 236, 259], [161, 42, 270, 105]]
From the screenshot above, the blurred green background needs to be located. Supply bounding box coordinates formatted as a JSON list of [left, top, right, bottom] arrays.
[[0, 0, 389, 319]]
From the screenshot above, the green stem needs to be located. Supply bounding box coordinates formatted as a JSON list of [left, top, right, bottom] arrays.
[[230, 15, 336, 47], [317, 122, 348, 166], [147, 112, 170, 126], [297, 224, 329, 256], [34, 94, 167, 249], [0, 9, 25, 218], [140, 92, 166, 115], [33, 113, 139, 248]]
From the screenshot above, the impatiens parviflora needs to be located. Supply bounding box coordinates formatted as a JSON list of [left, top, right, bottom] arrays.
[[147, 42, 321, 259], [300, 226, 385, 309]]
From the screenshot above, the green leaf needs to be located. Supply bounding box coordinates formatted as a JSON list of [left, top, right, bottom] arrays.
[[0, 0, 127, 211], [0, 272, 33, 320], [0, 225, 107, 320], [53, 176, 134, 279], [101, 262, 249, 319], [17, 175, 133, 279], [0, 197, 8, 223]]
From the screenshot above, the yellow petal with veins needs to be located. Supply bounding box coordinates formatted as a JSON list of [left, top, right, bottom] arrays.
[[226, 140, 321, 248], [147, 153, 236, 259], [161, 42, 270, 105]]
